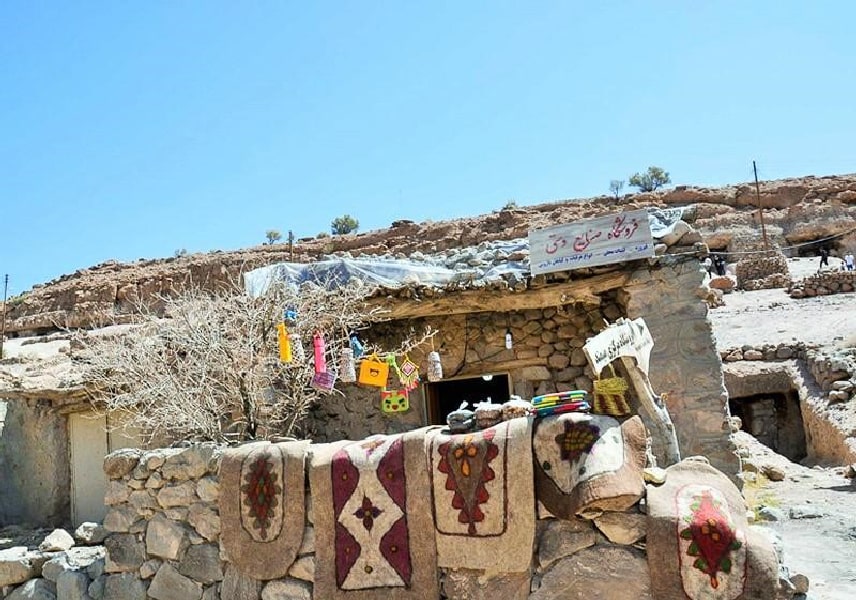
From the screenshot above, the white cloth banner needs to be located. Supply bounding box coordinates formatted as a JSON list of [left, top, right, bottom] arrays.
[[583, 318, 654, 377], [529, 209, 654, 275]]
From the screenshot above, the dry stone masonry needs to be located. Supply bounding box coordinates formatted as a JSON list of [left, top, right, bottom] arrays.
[[2, 427, 801, 599], [788, 269, 856, 298], [720, 343, 855, 404], [736, 252, 790, 291]]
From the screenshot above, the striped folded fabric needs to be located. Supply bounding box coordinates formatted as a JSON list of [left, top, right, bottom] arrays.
[[531, 389, 588, 407], [533, 400, 591, 417]]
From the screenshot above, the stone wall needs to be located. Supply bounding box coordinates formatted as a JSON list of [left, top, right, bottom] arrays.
[[0, 399, 70, 528], [720, 348, 856, 465], [3, 442, 779, 600], [788, 270, 856, 298], [91, 441, 655, 599], [736, 252, 790, 291], [720, 342, 855, 404], [307, 302, 615, 442], [620, 258, 739, 475], [804, 348, 856, 403]]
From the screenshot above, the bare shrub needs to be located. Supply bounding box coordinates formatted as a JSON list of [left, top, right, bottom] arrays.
[[74, 275, 429, 444]]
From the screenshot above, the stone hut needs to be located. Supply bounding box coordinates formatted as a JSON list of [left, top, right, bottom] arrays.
[[0, 210, 737, 533], [290, 235, 736, 477]]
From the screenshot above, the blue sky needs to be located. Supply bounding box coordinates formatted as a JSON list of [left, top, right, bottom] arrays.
[[2, 2, 855, 295]]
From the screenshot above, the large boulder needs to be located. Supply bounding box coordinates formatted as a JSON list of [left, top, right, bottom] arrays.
[[531, 545, 651, 599]]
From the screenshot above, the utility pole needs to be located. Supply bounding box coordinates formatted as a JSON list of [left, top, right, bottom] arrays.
[[753, 161, 770, 251], [288, 230, 295, 261], [1, 274, 8, 359]]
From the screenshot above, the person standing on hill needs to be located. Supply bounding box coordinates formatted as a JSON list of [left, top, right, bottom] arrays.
[[714, 255, 726, 276], [819, 247, 830, 271], [703, 256, 714, 278], [845, 251, 855, 271]]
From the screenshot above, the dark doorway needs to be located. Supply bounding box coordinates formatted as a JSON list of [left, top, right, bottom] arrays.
[[729, 391, 806, 462], [424, 374, 512, 426]]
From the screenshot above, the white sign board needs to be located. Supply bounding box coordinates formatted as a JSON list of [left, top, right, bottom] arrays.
[[583, 317, 654, 377], [529, 209, 654, 275]]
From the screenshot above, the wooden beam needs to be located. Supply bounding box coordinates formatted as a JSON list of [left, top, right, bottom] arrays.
[[369, 270, 630, 321]]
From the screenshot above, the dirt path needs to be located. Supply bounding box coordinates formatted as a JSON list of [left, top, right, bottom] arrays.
[[735, 433, 856, 600]]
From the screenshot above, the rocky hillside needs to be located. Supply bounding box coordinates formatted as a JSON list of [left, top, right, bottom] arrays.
[[4, 173, 856, 336]]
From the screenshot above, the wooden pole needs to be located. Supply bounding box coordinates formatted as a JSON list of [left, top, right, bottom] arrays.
[[0, 274, 7, 359], [753, 161, 769, 251], [619, 355, 681, 467]]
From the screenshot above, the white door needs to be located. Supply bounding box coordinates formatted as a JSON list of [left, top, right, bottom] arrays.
[[69, 412, 109, 526]]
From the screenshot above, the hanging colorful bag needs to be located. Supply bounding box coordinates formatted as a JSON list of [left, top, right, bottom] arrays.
[[381, 388, 410, 413], [398, 355, 420, 390], [277, 323, 292, 363], [312, 333, 327, 374], [592, 365, 631, 417], [289, 333, 305, 363], [358, 354, 389, 388], [426, 351, 443, 382], [349, 333, 364, 358], [339, 347, 357, 383], [311, 371, 336, 394]]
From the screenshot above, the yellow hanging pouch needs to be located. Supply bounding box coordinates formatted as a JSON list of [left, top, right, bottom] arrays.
[[277, 323, 292, 363], [358, 354, 390, 387]]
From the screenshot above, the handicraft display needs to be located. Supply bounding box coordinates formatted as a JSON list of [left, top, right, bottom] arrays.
[[533, 413, 646, 519], [643, 458, 778, 600]]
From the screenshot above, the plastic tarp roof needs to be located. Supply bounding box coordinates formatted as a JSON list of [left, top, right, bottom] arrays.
[[244, 207, 687, 297], [245, 259, 463, 297]]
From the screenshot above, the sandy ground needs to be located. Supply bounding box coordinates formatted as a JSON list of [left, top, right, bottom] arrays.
[[711, 258, 856, 600], [709, 257, 856, 351], [735, 433, 856, 600]]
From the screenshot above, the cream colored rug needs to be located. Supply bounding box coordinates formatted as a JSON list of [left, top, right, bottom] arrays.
[[219, 439, 310, 580], [309, 430, 439, 600], [426, 417, 535, 573], [533, 414, 646, 519]]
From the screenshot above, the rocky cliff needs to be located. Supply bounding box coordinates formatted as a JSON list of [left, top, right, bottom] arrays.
[[4, 173, 855, 336]]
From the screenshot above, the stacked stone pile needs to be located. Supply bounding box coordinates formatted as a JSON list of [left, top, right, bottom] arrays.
[[806, 348, 856, 404], [788, 269, 856, 298], [720, 342, 812, 363], [736, 252, 790, 291], [720, 343, 855, 405], [0, 524, 107, 599]]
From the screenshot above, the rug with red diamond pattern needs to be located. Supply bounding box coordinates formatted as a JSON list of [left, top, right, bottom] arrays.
[[219, 439, 310, 580], [646, 458, 780, 600], [426, 417, 534, 573], [533, 414, 646, 519], [309, 430, 438, 600]]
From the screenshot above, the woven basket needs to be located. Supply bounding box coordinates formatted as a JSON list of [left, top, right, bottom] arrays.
[[593, 371, 631, 417]]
